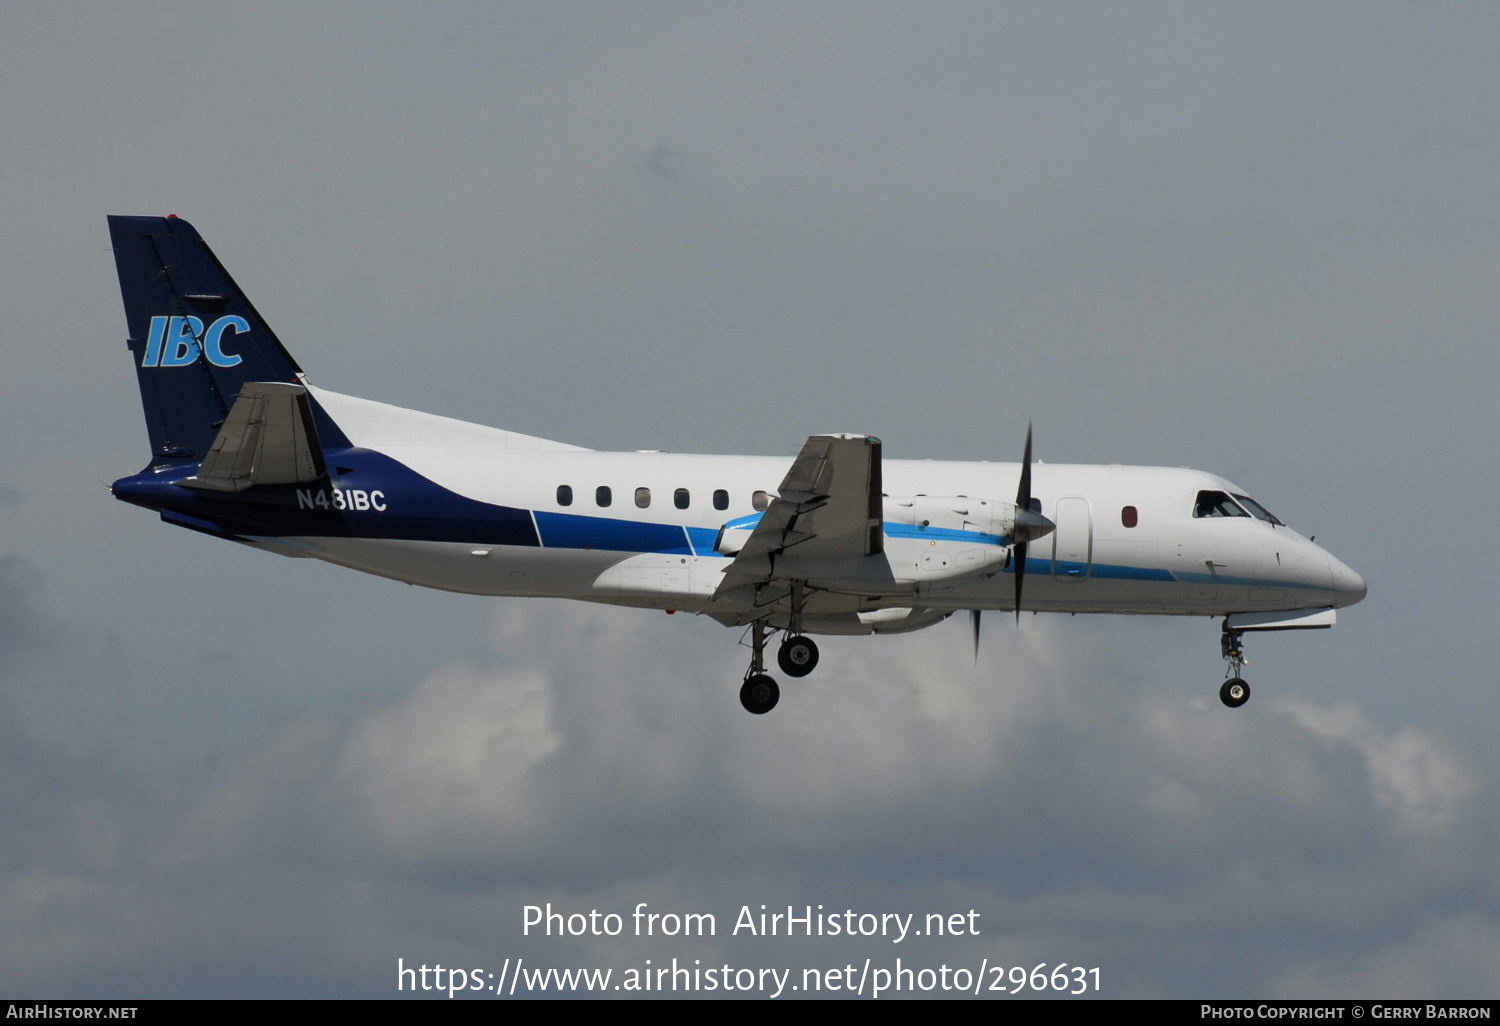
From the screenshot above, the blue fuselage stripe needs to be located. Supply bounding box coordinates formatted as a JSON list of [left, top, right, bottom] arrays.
[[535, 511, 693, 555], [685, 526, 721, 556], [1033, 560, 1175, 582], [1170, 569, 1326, 590], [883, 523, 1008, 545]]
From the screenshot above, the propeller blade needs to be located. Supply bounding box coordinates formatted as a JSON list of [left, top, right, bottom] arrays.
[[1017, 422, 1033, 510], [970, 609, 981, 662], [1014, 423, 1034, 625], [1014, 541, 1027, 624]]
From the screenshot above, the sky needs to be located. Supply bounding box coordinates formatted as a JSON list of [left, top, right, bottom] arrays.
[[0, 1, 1495, 1000]]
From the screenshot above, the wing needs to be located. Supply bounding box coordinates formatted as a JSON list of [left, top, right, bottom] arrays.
[[714, 433, 883, 599]]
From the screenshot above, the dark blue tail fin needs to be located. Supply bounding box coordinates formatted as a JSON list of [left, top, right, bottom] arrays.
[[109, 215, 344, 466]]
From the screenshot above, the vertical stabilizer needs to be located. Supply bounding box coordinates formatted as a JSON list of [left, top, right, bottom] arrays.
[[107, 214, 346, 465]]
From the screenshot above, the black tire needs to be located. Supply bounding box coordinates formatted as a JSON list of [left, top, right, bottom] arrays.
[[740, 674, 780, 714], [1219, 677, 1251, 708], [777, 636, 820, 678]]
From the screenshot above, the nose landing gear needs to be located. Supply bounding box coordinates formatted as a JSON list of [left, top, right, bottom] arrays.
[[1219, 622, 1250, 708], [1219, 676, 1250, 708]]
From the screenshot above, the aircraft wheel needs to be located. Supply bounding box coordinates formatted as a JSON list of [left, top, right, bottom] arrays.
[[1219, 677, 1251, 708], [740, 674, 780, 715], [777, 636, 820, 678]]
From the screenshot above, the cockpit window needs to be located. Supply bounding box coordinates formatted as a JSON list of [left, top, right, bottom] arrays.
[[1233, 494, 1284, 526], [1193, 490, 1250, 519]]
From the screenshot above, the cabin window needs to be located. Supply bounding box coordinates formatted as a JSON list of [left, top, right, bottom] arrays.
[[674, 488, 690, 510], [635, 487, 651, 509], [596, 485, 612, 508], [556, 484, 573, 507], [1193, 490, 1249, 518], [1121, 505, 1138, 528], [713, 489, 729, 511], [752, 490, 770, 512]]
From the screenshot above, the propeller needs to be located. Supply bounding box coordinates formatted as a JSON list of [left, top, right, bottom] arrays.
[[1011, 423, 1056, 624], [972, 423, 1055, 654]]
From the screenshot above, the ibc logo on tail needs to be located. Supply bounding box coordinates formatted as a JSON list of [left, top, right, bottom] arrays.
[[140, 315, 247, 368]]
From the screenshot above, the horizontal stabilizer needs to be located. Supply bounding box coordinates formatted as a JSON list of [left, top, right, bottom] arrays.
[[180, 382, 326, 492]]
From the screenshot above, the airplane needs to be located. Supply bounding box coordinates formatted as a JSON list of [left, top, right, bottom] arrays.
[[106, 214, 1367, 715]]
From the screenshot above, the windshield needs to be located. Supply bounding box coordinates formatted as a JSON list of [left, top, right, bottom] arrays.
[[1193, 490, 1250, 519], [1233, 493, 1284, 526]]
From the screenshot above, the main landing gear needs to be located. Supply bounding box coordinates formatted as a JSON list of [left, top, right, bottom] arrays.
[[1219, 621, 1250, 708], [738, 624, 822, 714], [738, 584, 821, 714]]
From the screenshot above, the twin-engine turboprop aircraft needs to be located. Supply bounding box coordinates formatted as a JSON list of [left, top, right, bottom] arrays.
[[107, 215, 1366, 714]]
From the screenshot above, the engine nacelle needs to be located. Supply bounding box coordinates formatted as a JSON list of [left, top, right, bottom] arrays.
[[712, 495, 1054, 596], [881, 494, 1016, 588], [885, 494, 1018, 539]]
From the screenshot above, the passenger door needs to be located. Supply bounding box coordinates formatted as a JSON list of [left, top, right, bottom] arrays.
[[1051, 497, 1093, 580]]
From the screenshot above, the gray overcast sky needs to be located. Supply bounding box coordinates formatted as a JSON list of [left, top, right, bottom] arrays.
[[0, 1, 1495, 999]]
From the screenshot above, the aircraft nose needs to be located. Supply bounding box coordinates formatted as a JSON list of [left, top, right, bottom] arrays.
[[1328, 554, 1366, 608]]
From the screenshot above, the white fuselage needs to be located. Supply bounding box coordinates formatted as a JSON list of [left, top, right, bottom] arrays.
[[253, 388, 1364, 635]]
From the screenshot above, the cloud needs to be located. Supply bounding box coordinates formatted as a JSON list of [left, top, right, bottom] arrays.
[[1274, 698, 1481, 835], [1268, 914, 1500, 1000], [0, 596, 1493, 996], [0, 553, 55, 662], [334, 662, 563, 862], [304, 602, 1493, 994]]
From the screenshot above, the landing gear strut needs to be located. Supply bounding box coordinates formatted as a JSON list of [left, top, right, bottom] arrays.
[[740, 620, 779, 714], [1219, 621, 1250, 708]]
